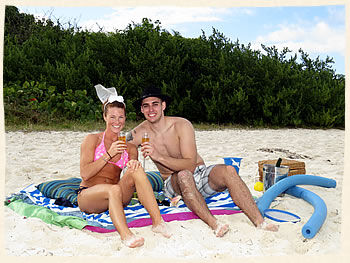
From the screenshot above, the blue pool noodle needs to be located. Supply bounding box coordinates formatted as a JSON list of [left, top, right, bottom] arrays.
[[257, 174, 336, 213], [256, 174, 336, 239], [285, 186, 327, 239]]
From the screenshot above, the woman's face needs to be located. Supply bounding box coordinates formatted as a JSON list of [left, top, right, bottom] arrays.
[[104, 106, 126, 133]]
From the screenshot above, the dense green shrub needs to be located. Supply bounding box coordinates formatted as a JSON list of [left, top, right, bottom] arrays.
[[3, 6, 345, 128], [4, 81, 99, 123]]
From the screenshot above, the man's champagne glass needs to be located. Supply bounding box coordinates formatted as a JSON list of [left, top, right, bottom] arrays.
[[142, 132, 149, 169]]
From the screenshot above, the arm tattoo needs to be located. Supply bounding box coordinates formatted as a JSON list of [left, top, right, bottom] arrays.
[[126, 130, 134, 142]]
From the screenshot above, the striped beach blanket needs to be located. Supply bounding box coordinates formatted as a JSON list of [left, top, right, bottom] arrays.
[[6, 181, 242, 233], [35, 172, 164, 206]]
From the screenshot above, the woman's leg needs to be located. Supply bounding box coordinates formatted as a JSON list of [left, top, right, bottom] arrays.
[[77, 184, 144, 247], [119, 167, 172, 238]]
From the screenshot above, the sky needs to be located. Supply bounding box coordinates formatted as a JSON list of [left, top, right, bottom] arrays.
[[17, 4, 346, 75]]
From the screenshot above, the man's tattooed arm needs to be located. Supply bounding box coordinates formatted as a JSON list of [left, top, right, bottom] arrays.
[[126, 130, 134, 142]]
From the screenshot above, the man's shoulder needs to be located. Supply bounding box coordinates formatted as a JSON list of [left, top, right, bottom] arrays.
[[132, 120, 149, 133], [168, 116, 193, 127], [165, 117, 194, 133], [128, 121, 148, 143]]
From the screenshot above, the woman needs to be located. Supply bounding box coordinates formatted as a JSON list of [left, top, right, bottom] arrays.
[[77, 85, 171, 248]]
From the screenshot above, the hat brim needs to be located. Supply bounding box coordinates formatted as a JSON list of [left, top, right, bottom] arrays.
[[133, 94, 172, 110]]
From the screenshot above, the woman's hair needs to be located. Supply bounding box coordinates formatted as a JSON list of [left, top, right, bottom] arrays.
[[103, 101, 126, 117]]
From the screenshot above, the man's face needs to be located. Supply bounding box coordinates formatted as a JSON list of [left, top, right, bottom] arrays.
[[140, 97, 166, 122]]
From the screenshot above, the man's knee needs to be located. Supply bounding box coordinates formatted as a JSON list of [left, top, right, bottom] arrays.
[[225, 165, 238, 177], [209, 165, 240, 190], [177, 170, 194, 185], [176, 170, 198, 197]]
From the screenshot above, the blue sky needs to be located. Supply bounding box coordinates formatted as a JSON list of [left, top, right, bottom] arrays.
[[17, 4, 346, 74]]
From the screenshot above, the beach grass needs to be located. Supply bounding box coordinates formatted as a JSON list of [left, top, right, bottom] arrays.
[[4, 119, 257, 132], [5, 119, 111, 132], [5, 117, 338, 132]]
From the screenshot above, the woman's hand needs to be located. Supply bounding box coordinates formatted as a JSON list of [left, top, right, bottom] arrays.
[[127, 159, 142, 172], [108, 140, 127, 158]]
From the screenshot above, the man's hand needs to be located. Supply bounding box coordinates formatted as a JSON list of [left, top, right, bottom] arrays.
[[141, 141, 159, 161]]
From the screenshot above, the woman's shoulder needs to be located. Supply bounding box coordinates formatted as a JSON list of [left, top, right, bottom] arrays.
[[83, 132, 103, 145]]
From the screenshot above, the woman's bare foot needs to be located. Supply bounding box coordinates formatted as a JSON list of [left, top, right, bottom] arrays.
[[257, 220, 279, 232], [123, 235, 145, 248], [152, 221, 172, 238], [214, 222, 230, 237]]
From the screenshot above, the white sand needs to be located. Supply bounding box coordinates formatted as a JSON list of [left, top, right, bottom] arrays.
[[3, 129, 345, 259]]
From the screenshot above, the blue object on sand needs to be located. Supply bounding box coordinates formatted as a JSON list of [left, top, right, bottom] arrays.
[[256, 174, 336, 239], [223, 157, 242, 174], [285, 186, 328, 239], [264, 208, 301, 223], [257, 174, 336, 214]]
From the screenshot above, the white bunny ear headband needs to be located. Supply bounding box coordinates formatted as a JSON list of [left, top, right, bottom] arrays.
[[94, 84, 125, 111]]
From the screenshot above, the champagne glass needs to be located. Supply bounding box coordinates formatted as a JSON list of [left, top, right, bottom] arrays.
[[142, 132, 149, 169], [118, 131, 126, 176], [118, 131, 126, 143]]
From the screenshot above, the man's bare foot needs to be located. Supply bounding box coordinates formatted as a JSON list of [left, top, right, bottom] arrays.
[[214, 222, 230, 237], [257, 220, 279, 232], [152, 221, 172, 238], [123, 235, 145, 248]]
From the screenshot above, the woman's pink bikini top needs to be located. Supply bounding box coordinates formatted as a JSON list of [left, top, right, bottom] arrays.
[[94, 132, 129, 169]]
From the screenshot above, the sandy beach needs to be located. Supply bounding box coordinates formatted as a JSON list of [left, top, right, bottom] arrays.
[[2, 128, 346, 260]]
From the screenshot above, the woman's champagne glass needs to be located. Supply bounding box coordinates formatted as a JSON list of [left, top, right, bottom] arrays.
[[118, 131, 126, 176], [118, 131, 126, 142]]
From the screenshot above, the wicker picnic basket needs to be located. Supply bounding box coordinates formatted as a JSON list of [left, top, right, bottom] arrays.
[[258, 159, 306, 182]]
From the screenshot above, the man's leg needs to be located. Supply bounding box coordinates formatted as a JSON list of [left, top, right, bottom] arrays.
[[170, 170, 229, 237], [208, 164, 278, 231]]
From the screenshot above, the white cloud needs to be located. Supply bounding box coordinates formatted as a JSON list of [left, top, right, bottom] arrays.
[[251, 21, 345, 56], [80, 6, 231, 32], [326, 6, 345, 24]]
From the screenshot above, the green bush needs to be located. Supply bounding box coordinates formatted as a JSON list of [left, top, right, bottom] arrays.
[[4, 81, 99, 123], [3, 6, 345, 128]]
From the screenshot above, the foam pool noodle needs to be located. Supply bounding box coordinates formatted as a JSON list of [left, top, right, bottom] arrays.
[[256, 174, 336, 239], [285, 186, 327, 239]]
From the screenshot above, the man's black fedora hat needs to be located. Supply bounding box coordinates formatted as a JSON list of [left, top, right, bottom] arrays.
[[133, 85, 172, 110]]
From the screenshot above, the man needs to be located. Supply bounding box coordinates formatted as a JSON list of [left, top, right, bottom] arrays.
[[128, 85, 278, 237]]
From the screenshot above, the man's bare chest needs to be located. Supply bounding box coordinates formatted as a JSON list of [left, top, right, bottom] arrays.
[[153, 133, 181, 158]]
